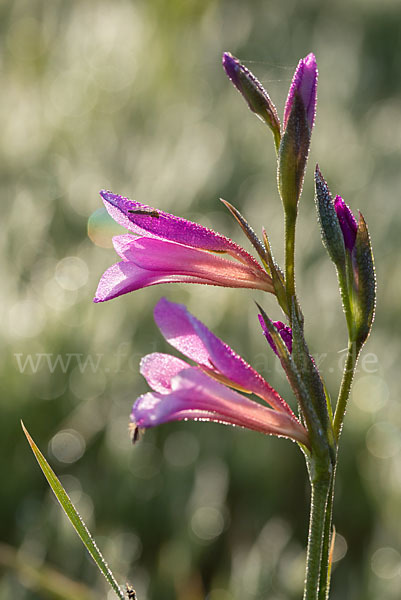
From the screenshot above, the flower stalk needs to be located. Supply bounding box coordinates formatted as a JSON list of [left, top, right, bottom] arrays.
[[333, 341, 361, 440]]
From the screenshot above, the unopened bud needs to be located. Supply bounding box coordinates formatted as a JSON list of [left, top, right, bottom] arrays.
[[284, 53, 318, 133], [222, 52, 281, 145]]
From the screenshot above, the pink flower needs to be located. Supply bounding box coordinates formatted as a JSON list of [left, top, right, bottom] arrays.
[[130, 298, 309, 448], [94, 191, 273, 302]]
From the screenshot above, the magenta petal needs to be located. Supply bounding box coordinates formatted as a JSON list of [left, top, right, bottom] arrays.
[[154, 298, 295, 416], [94, 236, 273, 302], [140, 353, 190, 393], [334, 195, 358, 251], [283, 52, 317, 131], [258, 316, 293, 356], [100, 190, 264, 269], [131, 368, 309, 446], [93, 261, 156, 302], [119, 236, 272, 291], [93, 258, 215, 302], [154, 298, 211, 365]]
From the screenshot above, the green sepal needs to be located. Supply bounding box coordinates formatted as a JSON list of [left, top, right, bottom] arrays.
[[278, 92, 311, 218], [314, 165, 346, 270], [220, 198, 269, 268], [262, 228, 289, 315], [257, 304, 328, 457], [290, 304, 336, 462], [351, 213, 376, 346]]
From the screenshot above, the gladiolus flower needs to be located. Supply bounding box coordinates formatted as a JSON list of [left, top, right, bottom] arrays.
[[94, 191, 273, 302], [283, 53, 318, 132], [130, 298, 309, 447]]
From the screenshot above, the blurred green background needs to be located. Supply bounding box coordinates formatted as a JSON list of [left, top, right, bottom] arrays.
[[1, 0, 400, 598]]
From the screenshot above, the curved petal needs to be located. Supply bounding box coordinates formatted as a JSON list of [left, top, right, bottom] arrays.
[[154, 298, 295, 417], [93, 260, 211, 302], [120, 236, 272, 290], [140, 353, 190, 394], [94, 235, 273, 302], [100, 190, 265, 271], [131, 368, 309, 447]]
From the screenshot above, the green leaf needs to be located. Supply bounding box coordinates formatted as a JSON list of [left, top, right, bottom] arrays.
[[21, 421, 126, 600]]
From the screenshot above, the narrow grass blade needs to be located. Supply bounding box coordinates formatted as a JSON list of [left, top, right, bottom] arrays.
[[21, 421, 125, 600]]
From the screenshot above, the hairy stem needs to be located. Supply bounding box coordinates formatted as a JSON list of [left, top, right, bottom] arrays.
[[317, 470, 336, 599], [285, 211, 296, 319], [303, 472, 332, 600], [333, 342, 361, 440]]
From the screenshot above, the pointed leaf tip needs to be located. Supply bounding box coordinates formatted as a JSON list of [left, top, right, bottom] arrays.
[[21, 422, 126, 599]]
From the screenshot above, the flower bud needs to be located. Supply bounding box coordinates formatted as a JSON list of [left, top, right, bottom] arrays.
[[222, 52, 281, 145], [258, 316, 292, 356], [283, 53, 318, 133], [278, 54, 318, 213]]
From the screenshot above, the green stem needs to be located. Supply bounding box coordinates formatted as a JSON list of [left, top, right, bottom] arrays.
[[333, 342, 361, 440], [303, 472, 332, 600], [317, 469, 336, 600], [285, 211, 296, 319]]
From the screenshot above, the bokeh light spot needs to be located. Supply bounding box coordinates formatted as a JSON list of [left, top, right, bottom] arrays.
[[55, 257, 89, 291], [371, 547, 401, 579], [352, 375, 389, 413], [366, 422, 401, 459], [332, 532, 348, 563], [88, 207, 120, 248], [9, 299, 46, 338], [49, 429, 86, 464], [191, 506, 225, 541]]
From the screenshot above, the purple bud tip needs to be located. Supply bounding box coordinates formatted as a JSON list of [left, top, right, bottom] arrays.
[[334, 195, 358, 251], [222, 52, 239, 84], [284, 52, 318, 131], [258, 316, 293, 356]]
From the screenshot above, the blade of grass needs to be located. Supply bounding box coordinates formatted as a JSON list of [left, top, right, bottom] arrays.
[[21, 420, 125, 600]]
